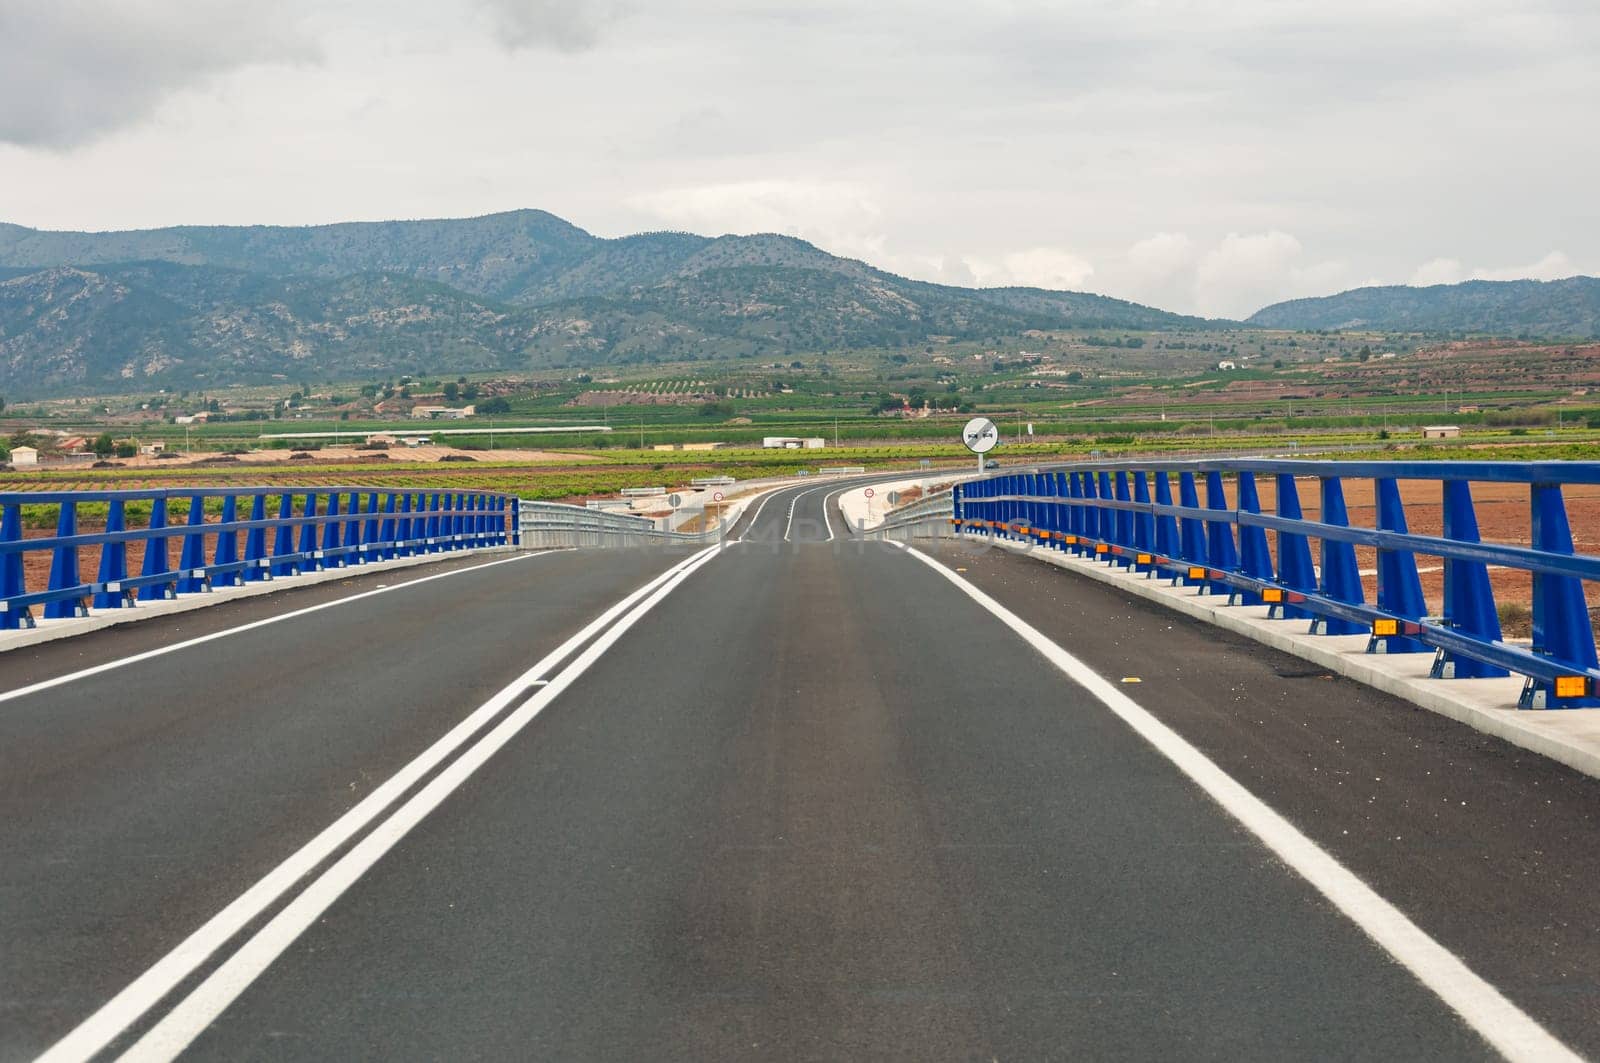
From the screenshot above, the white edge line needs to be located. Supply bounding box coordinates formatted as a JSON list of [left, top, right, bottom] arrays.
[[899, 545, 1580, 1063], [119, 544, 726, 1061], [1, 553, 537, 707], [36, 545, 719, 1063]]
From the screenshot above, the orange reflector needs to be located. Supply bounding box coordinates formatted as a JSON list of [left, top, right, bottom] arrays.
[[1095, 544, 1110, 554], [1136, 553, 1153, 565], [1554, 676, 1589, 699], [1063, 535, 1078, 544], [1262, 588, 1284, 603], [1188, 566, 1207, 580], [1018, 526, 1031, 534], [1372, 619, 1399, 637]]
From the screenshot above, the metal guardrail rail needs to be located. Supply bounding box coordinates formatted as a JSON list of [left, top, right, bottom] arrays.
[[517, 500, 724, 548], [870, 490, 957, 542], [0, 487, 515, 630], [953, 459, 1600, 709]]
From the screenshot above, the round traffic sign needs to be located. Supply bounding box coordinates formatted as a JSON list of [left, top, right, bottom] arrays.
[[864, 487, 875, 498], [667, 493, 682, 508], [713, 491, 724, 502], [961, 416, 998, 454], [887, 491, 900, 505]]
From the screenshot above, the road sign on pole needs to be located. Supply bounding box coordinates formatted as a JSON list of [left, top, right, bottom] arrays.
[[962, 416, 998, 476], [667, 493, 682, 508]]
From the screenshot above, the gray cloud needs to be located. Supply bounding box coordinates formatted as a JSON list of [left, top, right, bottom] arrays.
[[476, 0, 627, 52], [2, 0, 1596, 316], [0, 2, 316, 149]]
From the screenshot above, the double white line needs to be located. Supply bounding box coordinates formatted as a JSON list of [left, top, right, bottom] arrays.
[[41, 544, 723, 1063]]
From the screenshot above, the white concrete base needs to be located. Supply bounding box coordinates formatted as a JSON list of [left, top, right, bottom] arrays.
[[0, 547, 516, 655], [973, 534, 1600, 782]]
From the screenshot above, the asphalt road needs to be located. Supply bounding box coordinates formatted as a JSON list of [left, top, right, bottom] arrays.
[[4, 480, 1597, 1061]]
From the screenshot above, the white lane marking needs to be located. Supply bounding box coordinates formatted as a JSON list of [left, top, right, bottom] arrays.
[[901, 546, 1579, 1063], [1, 553, 537, 707], [120, 544, 726, 1061], [783, 484, 834, 542], [36, 546, 718, 1063]]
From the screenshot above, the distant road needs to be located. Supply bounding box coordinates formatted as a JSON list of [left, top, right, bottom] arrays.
[[5, 480, 1597, 1060]]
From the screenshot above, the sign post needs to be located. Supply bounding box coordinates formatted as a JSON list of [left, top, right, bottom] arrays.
[[961, 416, 998, 476]]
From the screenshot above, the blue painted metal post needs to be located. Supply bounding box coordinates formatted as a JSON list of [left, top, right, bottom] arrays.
[[1234, 472, 1272, 603], [1313, 477, 1366, 635], [1203, 471, 1239, 596], [1435, 480, 1507, 679], [395, 493, 414, 556], [212, 495, 241, 587], [1112, 471, 1133, 566], [343, 492, 364, 562], [1131, 471, 1154, 570], [93, 499, 130, 608], [0, 503, 24, 628], [1373, 477, 1428, 653], [1067, 472, 1085, 551], [272, 492, 299, 577], [322, 492, 343, 564], [176, 495, 209, 594], [1274, 475, 1316, 620], [1097, 472, 1115, 558], [296, 493, 321, 570], [1080, 472, 1099, 546], [1177, 472, 1207, 585], [138, 497, 172, 601], [43, 501, 85, 619], [426, 492, 443, 552], [243, 493, 269, 581], [1153, 471, 1181, 576], [1530, 482, 1600, 707], [364, 492, 382, 560]]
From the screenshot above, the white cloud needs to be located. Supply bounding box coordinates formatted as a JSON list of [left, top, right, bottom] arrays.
[[1190, 231, 1350, 318], [1409, 257, 1464, 286], [1470, 250, 1579, 282], [626, 179, 882, 242], [963, 248, 1097, 292]]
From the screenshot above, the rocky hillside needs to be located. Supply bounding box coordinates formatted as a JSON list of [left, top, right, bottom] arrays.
[[1248, 277, 1600, 338], [0, 211, 1215, 395]]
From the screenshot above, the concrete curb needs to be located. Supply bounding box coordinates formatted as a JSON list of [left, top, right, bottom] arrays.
[[0, 547, 518, 655], [973, 535, 1600, 782]]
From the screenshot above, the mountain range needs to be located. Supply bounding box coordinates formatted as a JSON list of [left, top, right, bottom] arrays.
[[0, 210, 1209, 396], [0, 209, 1595, 397]]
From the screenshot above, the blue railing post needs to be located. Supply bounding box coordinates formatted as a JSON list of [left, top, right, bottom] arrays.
[[272, 492, 299, 577], [1373, 477, 1428, 653], [1177, 472, 1207, 585], [244, 493, 269, 581], [1096, 472, 1115, 557], [1313, 477, 1366, 635], [1112, 471, 1133, 566], [396, 493, 415, 556], [212, 495, 241, 587], [1067, 472, 1085, 551], [44, 500, 85, 619], [377, 492, 397, 558], [1530, 482, 1600, 707], [1274, 474, 1316, 620], [1435, 480, 1507, 679], [1152, 471, 1181, 576], [322, 492, 343, 564], [93, 499, 130, 609], [1203, 471, 1238, 596], [1131, 471, 1154, 570], [297, 493, 321, 571], [138, 497, 172, 601], [425, 492, 443, 552], [0, 502, 24, 628], [176, 496, 209, 595], [1234, 472, 1273, 603], [364, 492, 382, 559], [344, 492, 364, 562]]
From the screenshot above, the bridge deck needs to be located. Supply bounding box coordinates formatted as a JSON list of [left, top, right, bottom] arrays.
[[4, 481, 1598, 1060]]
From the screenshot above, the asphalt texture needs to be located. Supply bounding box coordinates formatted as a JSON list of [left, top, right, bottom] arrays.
[[5, 480, 1594, 1060]]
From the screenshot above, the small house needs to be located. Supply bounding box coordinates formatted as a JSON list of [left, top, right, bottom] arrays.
[[1421, 425, 1461, 440], [10, 446, 38, 466]]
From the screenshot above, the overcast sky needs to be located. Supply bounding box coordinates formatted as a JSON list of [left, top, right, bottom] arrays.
[[2, 0, 1596, 317]]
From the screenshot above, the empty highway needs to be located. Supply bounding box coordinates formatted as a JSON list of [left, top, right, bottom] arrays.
[[5, 480, 1599, 1061]]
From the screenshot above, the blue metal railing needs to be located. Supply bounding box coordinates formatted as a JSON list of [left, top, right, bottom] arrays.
[[953, 459, 1600, 710], [0, 487, 517, 630]]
